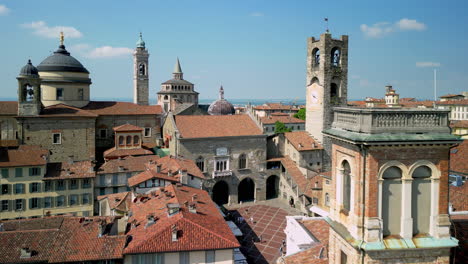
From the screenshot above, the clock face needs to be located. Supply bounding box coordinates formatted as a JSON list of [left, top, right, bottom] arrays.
[[310, 90, 319, 104]]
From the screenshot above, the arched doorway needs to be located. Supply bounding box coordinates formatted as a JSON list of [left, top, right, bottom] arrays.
[[266, 175, 279, 199], [212, 181, 229, 205], [238, 178, 255, 203]]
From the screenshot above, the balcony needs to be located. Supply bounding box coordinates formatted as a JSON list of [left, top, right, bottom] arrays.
[[212, 170, 232, 178], [331, 107, 451, 134]]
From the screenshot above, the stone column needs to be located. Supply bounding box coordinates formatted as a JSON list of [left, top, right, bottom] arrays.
[[400, 178, 413, 239]]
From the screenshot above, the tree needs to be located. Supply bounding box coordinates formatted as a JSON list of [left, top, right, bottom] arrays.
[[275, 121, 292, 133], [293, 108, 306, 120]]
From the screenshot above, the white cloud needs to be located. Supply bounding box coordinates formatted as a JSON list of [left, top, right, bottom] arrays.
[[0, 5, 10, 15], [250, 12, 264, 17], [416, 62, 441, 67], [87, 46, 133, 58], [361, 18, 426, 38], [22, 21, 82, 39], [396, 18, 426, 31]]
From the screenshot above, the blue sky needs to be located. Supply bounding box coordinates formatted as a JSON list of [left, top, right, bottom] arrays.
[[1, 0, 467, 101]]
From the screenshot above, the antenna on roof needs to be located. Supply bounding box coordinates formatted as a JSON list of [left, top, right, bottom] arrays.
[[434, 69, 437, 101], [324, 18, 329, 33]]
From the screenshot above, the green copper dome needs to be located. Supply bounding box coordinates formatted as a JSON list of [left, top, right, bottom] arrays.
[[136, 32, 145, 48]]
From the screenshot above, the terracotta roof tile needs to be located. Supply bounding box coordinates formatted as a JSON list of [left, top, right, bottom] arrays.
[[103, 147, 153, 160], [44, 160, 95, 180], [436, 99, 468, 106], [113, 124, 144, 132], [0, 216, 126, 263], [260, 114, 305, 125], [83, 101, 163, 115], [97, 192, 131, 212], [156, 156, 204, 179], [440, 94, 463, 98], [97, 155, 159, 174], [285, 131, 323, 151], [124, 184, 239, 254], [39, 104, 98, 117], [451, 120, 468, 129], [451, 140, 468, 177], [0, 145, 48, 167], [450, 183, 468, 212], [253, 103, 299, 111], [0, 101, 18, 115], [175, 115, 262, 138], [280, 156, 308, 194], [283, 245, 328, 264]]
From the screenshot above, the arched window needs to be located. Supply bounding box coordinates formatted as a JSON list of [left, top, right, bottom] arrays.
[[342, 160, 351, 212], [330, 83, 339, 105], [239, 154, 247, 169], [196, 157, 204, 172], [312, 48, 320, 66], [126, 135, 132, 146], [133, 135, 140, 146], [118, 136, 124, 146], [24, 84, 34, 102], [139, 63, 146, 76], [382, 166, 403, 237], [325, 193, 330, 206], [331, 47, 340, 66], [164, 95, 168, 100], [412, 166, 432, 235]]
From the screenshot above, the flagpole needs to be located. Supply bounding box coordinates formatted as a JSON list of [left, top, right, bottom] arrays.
[[434, 69, 437, 101]]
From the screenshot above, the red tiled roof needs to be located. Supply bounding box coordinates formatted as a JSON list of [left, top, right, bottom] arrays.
[[128, 169, 178, 187], [0, 101, 18, 115], [0, 217, 126, 263], [124, 184, 239, 254], [451, 140, 468, 177], [450, 183, 468, 212], [156, 155, 204, 179], [440, 94, 463, 98], [260, 114, 305, 125], [39, 104, 98, 117], [436, 99, 468, 106], [253, 103, 299, 111], [175, 115, 262, 138], [113, 124, 144, 132], [97, 155, 159, 174], [285, 131, 323, 151], [280, 156, 308, 194], [451, 120, 468, 129], [103, 147, 153, 160], [97, 192, 131, 212], [0, 145, 48, 167], [44, 160, 95, 180], [83, 101, 163, 115]]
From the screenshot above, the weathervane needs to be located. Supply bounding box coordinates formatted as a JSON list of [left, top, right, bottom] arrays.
[[60, 31, 64, 45], [324, 18, 329, 33]]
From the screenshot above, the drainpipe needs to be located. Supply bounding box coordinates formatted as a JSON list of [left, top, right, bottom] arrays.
[[359, 144, 367, 264]]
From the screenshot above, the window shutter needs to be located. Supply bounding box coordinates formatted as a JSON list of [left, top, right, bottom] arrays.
[[37, 183, 41, 193], [22, 184, 26, 194], [50, 197, 55, 208], [38, 167, 41, 176], [29, 168, 33, 176], [77, 195, 81, 205], [64, 195, 68, 206], [64, 180, 68, 190], [7, 184, 11, 194], [29, 183, 33, 193], [8, 200, 12, 211], [38, 198, 43, 209]]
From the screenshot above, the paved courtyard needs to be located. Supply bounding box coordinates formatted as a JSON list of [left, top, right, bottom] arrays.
[[227, 199, 302, 264]]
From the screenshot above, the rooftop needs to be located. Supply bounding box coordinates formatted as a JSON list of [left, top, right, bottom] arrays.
[[0, 145, 48, 168], [103, 147, 153, 160], [44, 160, 95, 180], [97, 155, 159, 174], [113, 124, 144, 132], [451, 140, 468, 177], [82, 101, 163, 115], [260, 114, 305, 125], [285, 131, 323, 151]]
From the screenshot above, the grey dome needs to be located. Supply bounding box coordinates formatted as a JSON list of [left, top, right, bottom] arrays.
[[19, 60, 39, 77], [208, 99, 235, 115], [37, 45, 89, 73]]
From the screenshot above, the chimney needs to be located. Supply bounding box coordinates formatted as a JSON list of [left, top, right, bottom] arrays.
[[98, 221, 106, 237], [145, 214, 157, 228], [20, 248, 32, 259], [171, 225, 178, 241], [167, 203, 180, 216], [118, 166, 124, 172], [189, 203, 197, 214], [192, 194, 197, 202], [156, 164, 162, 173]]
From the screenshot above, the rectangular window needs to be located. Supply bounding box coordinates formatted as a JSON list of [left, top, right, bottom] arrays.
[[340, 251, 348, 264], [82, 193, 90, 204], [69, 195, 78, 206], [82, 179, 91, 188], [112, 175, 118, 185], [215, 160, 228, 171], [99, 188, 105, 195], [1, 168, 9, 178], [30, 167, 41, 176], [52, 133, 61, 144], [56, 88, 64, 100], [44, 197, 52, 208], [70, 179, 78, 190], [14, 184, 24, 194], [126, 172, 132, 179], [179, 252, 189, 264], [44, 181, 53, 192], [15, 168, 23, 177], [113, 187, 119, 194], [99, 129, 107, 138], [56, 195, 65, 207], [144, 127, 151, 137], [30, 182, 40, 193], [56, 180, 65, 191], [205, 250, 215, 264], [30, 198, 39, 209], [99, 175, 106, 186], [1, 184, 9, 194], [78, 88, 84, 100], [15, 199, 24, 211], [1, 200, 8, 211]]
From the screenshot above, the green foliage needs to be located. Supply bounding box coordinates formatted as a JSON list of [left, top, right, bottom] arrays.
[[275, 121, 292, 133], [293, 108, 306, 120]]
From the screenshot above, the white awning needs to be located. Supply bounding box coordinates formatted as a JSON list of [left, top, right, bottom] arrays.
[[309, 206, 329, 217]]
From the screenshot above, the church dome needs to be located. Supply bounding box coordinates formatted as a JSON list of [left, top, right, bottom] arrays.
[[208, 86, 235, 115], [19, 59, 39, 77], [136, 32, 145, 48], [37, 45, 89, 73]]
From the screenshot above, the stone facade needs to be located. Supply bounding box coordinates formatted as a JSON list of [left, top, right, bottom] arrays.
[[306, 33, 348, 170]]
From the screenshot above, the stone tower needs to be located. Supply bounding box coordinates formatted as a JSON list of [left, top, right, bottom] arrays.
[[17, 60, 42, 116], [305, 32, 348, 169], [133, 33, 149, 105]]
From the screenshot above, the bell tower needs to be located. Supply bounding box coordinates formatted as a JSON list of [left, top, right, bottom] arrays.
[[17, 60, 42, 116], [305, 32, 348, 169], [133, 33, 149, 105]]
